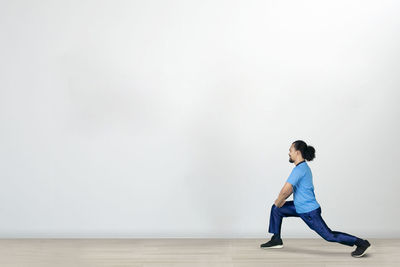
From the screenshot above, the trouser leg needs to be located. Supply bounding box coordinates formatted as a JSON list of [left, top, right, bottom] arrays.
[[268, 201, 299, 236], [300, 207, 358, 247]]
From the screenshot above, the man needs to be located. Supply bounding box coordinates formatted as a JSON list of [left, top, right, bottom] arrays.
[[260, 140, 371, 258]]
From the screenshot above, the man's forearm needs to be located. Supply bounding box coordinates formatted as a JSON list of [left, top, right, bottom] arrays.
[[274, 182, 294, 208], [275, 192, 291, 207]]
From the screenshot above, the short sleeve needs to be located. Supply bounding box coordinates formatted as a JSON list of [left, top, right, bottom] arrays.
[[286, 168, 302, 187]]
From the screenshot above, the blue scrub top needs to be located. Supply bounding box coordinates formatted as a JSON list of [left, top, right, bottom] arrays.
[[286, 160, 320, 213]]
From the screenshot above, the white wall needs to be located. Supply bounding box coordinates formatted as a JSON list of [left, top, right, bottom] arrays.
[[0, 0, 399, 238]]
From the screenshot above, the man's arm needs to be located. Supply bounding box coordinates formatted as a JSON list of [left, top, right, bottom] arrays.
[[274, 182, 293, 208]]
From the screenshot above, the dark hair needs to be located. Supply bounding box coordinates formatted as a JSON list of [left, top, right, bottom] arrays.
[[292, 140, 316, 161]]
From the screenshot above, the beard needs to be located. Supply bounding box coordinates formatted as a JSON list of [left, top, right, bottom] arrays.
[[289, 157, 294, 163]]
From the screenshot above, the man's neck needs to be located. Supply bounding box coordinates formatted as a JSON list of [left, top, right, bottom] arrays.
[[294, 159, 305, 166]]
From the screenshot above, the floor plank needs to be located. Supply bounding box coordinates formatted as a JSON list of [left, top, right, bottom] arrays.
[[0, 238, 398, 267]]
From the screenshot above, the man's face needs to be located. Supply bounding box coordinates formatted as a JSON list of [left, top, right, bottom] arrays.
[[288, 144, 296, 163]]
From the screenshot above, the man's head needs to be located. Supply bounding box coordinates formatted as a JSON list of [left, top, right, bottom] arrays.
[[288, 140, 316, 164]]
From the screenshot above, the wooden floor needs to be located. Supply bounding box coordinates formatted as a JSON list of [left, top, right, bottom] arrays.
[[0, 238, 398, 267]]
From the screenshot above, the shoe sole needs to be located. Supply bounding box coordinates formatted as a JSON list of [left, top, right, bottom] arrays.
[[261, 245, 284, 249], [352, 245, 371, 258]]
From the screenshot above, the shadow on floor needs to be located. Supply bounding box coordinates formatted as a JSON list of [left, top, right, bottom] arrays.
[[281, 247, 371, 258]]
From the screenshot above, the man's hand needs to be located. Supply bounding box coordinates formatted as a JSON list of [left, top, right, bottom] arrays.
[[274, 198, 285, 208], [274, 182, 293, 208]]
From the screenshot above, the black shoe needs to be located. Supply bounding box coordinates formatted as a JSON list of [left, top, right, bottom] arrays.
[[351, 239, 371, 257], [260, 236, 283, 249]]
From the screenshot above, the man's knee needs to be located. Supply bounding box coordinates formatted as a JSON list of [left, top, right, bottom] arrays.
[[319, 231, 338, 242], [270, 204, 280, 214]]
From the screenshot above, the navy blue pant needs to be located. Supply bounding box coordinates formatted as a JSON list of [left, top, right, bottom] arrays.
[[268, 201, 358, 246]]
